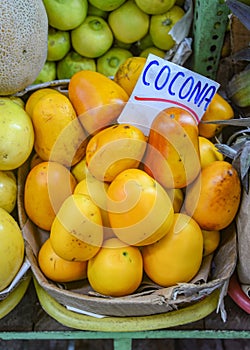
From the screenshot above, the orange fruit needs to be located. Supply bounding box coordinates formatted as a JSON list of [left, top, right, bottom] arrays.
[[198, 136, 224, 169], [185, 160, 241, 231], [24, 161, 77, 231], [38, 238, 87, 283], [25, 88, 60, 118], [32, 91, 87, 166], [107, 168, 174, 246], [50, 193, 103, 261], [141, 213, 204, 287], [198, 93, 234, 139], [202, 229, 220, 257], [87, 237, 143, 296], [114, 56, 146, 96]]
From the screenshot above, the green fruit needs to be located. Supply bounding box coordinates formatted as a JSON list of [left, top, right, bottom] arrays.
[[135, 0, 176, 15], [150, 5, 185, 51], [87, 3, 108, 18], [33, 61, 57, 84], [57, 51, 96, 79], [97, 47, 133, 77], [71, 16, 114, 58], [140, 46, 166, 58], [43, 0, 88, 30], [108, 0, 150, 44], [88, 0, 126, 11], [47, 27, 71, 61]]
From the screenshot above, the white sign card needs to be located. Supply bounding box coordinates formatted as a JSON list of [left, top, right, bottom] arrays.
[[118, 54, 220, 135]]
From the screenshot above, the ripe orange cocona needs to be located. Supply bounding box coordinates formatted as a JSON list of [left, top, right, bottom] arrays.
[[87, 237, 143, 297], [198, 136, 224, 169], [30, 91, 88, 167], [141, 213, 203, 287], [38, 238, 87, 283], [68, 70, 129, 135], [198, 93, 234, 139], [0, 98, 34, 171], [114, 56, 147, 96], [74, 172, 114, 240], [0, 1, 48, 95], [107, 168, 174, 246], [184, 161, 241, 231], [0, 208, 25, 291], [108, 0, 150, 44], [24, 161, 77, 231], [143, 107, 201, 189], [50, 193, 103, 261], [86, 124, 147, 182]]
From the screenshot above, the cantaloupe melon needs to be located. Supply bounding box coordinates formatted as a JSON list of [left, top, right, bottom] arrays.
[[0, 1, 48, 95]]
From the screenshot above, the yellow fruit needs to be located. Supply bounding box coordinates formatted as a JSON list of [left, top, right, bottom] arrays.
[[185, 161, 241, 231], [38, 238, 87, 283], [0, 1, 48, 95], [74, 172, 114, 239], [166, 188, 184, 213], [114, 56, 146, 96], [140, 46, 166, 58], [71, 156, 88, 183], [0, 208, 25, 291], [141, 213, 203, 287], [107, 168, 174, 246], [31, 91, 88, 167], [50, 193, 103, 261], [25, 88, 60, 118], [0, 170, 17, 213], [87, 237, 143, 297], [0, 98, 34, 171], [202, 229, 220, 257], [86, 123, 147, 182], [198, 136, 224, 169]]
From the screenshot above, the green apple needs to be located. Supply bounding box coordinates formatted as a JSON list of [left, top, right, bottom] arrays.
[[71, 16, 113, 58], [47, 27, 71, 61], [43, 0, 88, 30], [88, 0, 126, 11], [97, 47, 133, 77], [108, 0, 150, 44], [0, 170, 17, 213], [57, 51, 96, 79], [33, 61, 57, 84]]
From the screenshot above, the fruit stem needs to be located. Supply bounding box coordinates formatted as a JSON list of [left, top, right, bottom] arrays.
[[89, 20, 103, 31]]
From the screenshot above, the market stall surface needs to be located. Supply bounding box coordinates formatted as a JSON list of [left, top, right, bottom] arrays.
[[0, 280, 249, 350]]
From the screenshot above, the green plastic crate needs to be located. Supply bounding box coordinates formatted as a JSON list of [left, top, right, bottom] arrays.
[[191, 0, 231, 80]]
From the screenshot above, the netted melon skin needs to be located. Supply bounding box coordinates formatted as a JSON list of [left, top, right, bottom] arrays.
[[0, 1, 48, 95]]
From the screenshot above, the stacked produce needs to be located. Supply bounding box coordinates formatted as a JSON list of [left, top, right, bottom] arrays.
[[18, 61, 242, 298], [34, 0, 187, 82]]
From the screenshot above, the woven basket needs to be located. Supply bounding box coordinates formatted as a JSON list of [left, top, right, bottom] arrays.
[[16, 81, 237, 319]]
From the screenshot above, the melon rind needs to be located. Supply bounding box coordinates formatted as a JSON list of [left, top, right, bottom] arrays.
[[0, 1, 48, 96]]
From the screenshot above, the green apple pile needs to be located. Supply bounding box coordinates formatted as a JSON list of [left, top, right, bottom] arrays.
[[34, 0, 186, 83]]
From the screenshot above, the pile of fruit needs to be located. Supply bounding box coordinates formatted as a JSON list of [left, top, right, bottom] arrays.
[[2, 57, 240, 299], [35, 0, 188, 82]]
